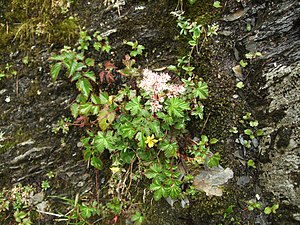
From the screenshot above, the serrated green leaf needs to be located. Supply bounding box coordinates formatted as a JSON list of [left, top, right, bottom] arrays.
[[79, 102, 92, 115], [120, 150, 135, 164], [70, 103, 79, 118], [93, 131, 113, 152], [49, 54, 65, 61], [83, 71, 96, 82], [76, 93, 88, 104], [91, 94, 101, 104], [131, 211, 144, 225], [93, 42, 101, 51], [153, 189, 163, 201], [135, 131, 146, 149], [99, 118, 109, 131], [146, 171, 159, 180], [119, 123, 136, 139], [156, 111, 173, 125], [91, 105, 100, 115], [191, 104, 204, 119], [69, 60, 78, 77], [76, 78, 92, 97], [207, 153, 220, 167], [169, 185, 181, 199], [71, 72, 82, 82], [107, 112, 115, 123], [159, 141, 178, 158], [75, 53, 85, 61], [210, 138, 219, 144], [194, 81, 208, 99], [125, 96, 142, 115], [85, 58, 95, 66], [98, 92, 108, 105], [167, 98, 190, 118], [50, 62, 62, 82], [150, 163, 162, 174], [91, 156, 102, 170], [103, 45, 111, 53]]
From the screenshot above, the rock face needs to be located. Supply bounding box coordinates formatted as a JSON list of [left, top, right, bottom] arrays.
[[243, 0, 300, 222], [259, 63, 300, 220], [0, 0, 299, 223]]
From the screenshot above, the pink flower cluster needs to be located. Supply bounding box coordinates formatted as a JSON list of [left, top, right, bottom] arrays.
[[139, 69, 186, 113]]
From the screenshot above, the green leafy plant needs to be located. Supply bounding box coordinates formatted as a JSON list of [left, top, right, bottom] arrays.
[[247, 199, 262, 211], [245, 51, 262, 60], [0, 184, 35, 225], [264, 204, 279, 215], [41, 180, 50, 191], [131, 211, 145, 225], [51, 194, 102, 224], [230, 113, 264, 149], [236, 81, 244, 89], [171, 11, 219, 75], [213, 1, 222, 8], [239, 59, 248, 68], [124, 40, 145, 57], [247, 159, 256, 169], [49, 27, 216, 221], [47, 171, 56, 179]]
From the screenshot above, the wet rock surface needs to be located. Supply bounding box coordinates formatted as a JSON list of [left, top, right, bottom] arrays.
[[0, 0, 299, 224], [241, 0, 300, 222]]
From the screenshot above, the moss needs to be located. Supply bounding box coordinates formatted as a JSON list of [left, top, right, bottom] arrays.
[[50, 17, 79, 45], [0, 0, 78, 53]]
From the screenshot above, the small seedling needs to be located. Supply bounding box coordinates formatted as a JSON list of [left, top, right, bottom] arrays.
[[247, 159, 256, 168], [124, 40, 145, 57], [22, 56, 29, 65], [236, 81, 244, 89], [248, 200, 262, 211], [245, 51, 262, 59], [131, 211, 145, 225], [239, 59, 248, 68], [213, 1, 222, 8], [246, 23, 251, 32], [249, 120, 259, 127], [223, 205, 234, 219], [229, 126, 238, 134], [41, 180, 50, 191], [47, 171, 55, 179], [264, 204, 279, 214]]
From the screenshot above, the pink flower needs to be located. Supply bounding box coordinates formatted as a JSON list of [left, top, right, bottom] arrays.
[[139, 69, 170, 95], [150, 100, 163, 112], [139, 69, 186, 113], [167, 84, 186, 98]]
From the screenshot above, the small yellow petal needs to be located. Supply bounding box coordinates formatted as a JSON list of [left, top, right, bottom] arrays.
[[110, 167, 120, 174]]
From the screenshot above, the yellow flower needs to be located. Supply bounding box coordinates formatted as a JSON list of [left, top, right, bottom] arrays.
[[145, 134, 158, 148], [110, 167, 120, 174]]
